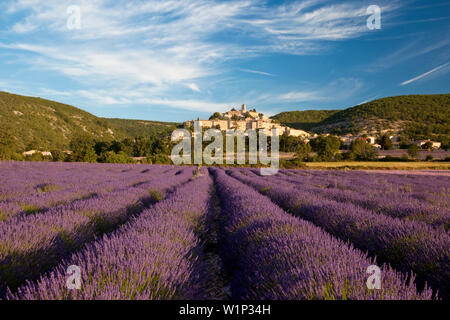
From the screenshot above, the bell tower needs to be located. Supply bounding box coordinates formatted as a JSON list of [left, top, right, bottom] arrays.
[[241, 104, 247, 113]]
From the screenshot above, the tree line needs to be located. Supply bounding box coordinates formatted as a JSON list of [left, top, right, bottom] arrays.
[[1, 127, 448, 164]]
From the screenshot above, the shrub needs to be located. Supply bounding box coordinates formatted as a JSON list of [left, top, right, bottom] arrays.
[[407, 145, 419, 159], [99, 151, 133, 164], [50, 150, 66, 162], [349, 140, 376, 161], [149, 153, 171, 164]]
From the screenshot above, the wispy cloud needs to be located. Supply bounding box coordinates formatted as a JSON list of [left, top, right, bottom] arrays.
[[37, 86, 235, 113], [279, 91, 323, 102], [239, 69, 274, 76], [277, 78, 363, 103], [0, 0, 401, 113], [364, 38, 450, 73], [400, 62, 450, 86]]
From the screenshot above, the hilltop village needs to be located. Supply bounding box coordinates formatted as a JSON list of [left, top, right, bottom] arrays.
[[184, 104, 311, 138]]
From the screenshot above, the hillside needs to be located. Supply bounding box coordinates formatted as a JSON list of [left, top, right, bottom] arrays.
[[105, 118, 178, 139], [272, 94, 450, 137], [0, 91, 178, 152], [271, 110, 340, 131]]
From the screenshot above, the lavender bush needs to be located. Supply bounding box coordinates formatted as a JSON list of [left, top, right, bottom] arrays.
[[8, 169, 212, 300], [0, 165, 195, 295], [228, 168, 449, 298], [211, 168, 433, 300]]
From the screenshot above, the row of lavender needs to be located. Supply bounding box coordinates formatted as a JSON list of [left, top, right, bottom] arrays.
[[8, 169, 213, 299], [228, 168, 449, 299], [282, 169, 449, 210], [0, 163, 195, 296], [210, 168, 432, 299], [249, 169, 450, 230], [0, 163, 174, 221], [0, 162, 152, 201]]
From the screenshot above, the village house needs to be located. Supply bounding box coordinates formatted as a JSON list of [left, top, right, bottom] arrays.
[[415, 140, 442, 149], [22, 150, 52, 157]]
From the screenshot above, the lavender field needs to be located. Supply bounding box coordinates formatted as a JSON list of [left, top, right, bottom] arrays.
[[0, 161, 448, 300]]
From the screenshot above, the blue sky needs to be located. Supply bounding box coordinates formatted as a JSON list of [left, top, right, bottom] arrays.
[[0, 0, 449, 122]]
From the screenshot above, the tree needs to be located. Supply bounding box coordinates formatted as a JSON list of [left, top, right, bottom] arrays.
[[70, 133, 97, 162], [378, 134, 393, 150], [120, 138, 135, 156], [296, 141, 312, 161], [80, 147, 97, 163], [151, 137, 170, 155], [148, 153, 171, 164], [279, 134, 311, 158], [407, 144, 419, 159], [50, 149, 66, 162], [422, 141, 433, 150], [349, 140, 376, 161], [109, 140, 124, 154], [94, 141, 111, 155], [134, 136, 152, 157], [99, 151, 133, 164], [437, 136, 449, 151], [209, 112, 222, 120], [0, 129, 15, 160], [309, 135, 342, 161]]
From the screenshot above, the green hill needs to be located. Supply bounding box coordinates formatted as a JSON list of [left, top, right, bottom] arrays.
[[105, 118, 178, 139], [0, 91, 178, 152], [271, 110, 341, 131], [272, 94, 450, 137]]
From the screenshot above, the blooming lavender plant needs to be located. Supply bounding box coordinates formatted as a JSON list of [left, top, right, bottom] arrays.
[[0, 166, 195, 296], [228, 168, 449, 299], [252, 170, 450, 230], [210, 167, 433, 300], [8, 169, 213, 300]]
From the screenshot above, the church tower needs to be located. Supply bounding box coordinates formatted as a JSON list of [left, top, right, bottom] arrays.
[[241, 104, 247, 113]]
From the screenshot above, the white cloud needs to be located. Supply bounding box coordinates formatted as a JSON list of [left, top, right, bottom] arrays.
[[400, 62, 450, 85], [12, 20, 37, 33], [186, 83, 201, 92], [1, 43, 208, 87]]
